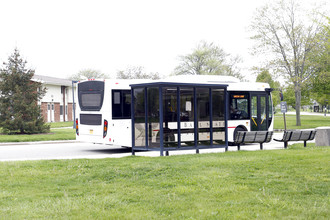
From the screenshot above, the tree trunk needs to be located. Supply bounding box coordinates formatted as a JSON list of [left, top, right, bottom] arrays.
[[294, 84, 301, 126]]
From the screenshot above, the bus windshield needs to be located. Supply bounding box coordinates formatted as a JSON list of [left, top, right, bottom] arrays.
[[229, 93, 249, 120]]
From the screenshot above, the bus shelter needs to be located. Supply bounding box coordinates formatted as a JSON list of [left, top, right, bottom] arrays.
[[130, 82, 228, 156]]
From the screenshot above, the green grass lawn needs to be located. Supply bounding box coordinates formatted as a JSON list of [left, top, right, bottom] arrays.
[[274, 114, 330, 130], [0, 145, 329, 219], [0, 129, 75, 143], [47, 121, 74, 128]]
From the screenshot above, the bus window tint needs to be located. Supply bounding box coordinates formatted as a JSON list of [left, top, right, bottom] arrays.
[[112, 90, 131, 119], [122, 90, 131, 118], [81, 93, 102, 108], [230, 94, 249, 120]]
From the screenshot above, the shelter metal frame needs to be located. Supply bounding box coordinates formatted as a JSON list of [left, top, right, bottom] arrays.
[[130, 82, 228, 156]]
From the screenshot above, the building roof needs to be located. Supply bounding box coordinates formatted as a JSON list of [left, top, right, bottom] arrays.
[[32, 74, 73, 87]]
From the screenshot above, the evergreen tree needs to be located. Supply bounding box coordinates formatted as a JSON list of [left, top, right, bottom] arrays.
[[0, 49, 50, 134]]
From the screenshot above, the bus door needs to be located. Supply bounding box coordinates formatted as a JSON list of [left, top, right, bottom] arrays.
[[251, 93, 268, 131]]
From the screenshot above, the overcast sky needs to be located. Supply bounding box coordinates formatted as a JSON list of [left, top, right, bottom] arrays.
[[0, 0, 326, 81]]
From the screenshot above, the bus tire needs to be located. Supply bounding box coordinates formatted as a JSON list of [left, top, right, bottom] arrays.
[[230, 126, 247, 146]]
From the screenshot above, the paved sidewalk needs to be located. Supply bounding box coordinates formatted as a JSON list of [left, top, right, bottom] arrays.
[[133, 132, 311, 157], [0, 132, 313, 161]]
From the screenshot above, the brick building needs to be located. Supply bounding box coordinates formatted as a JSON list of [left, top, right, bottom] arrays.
[[32, 75, 76, 122]]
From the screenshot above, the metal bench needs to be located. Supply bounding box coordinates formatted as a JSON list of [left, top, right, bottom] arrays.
[[234, 131, 273, 150], [274, 130, 316, 148]]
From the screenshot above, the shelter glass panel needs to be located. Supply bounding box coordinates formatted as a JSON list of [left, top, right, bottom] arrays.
[[197, 88, 211, 146], [179, 88, 195, 147], [212, 89, 226, 145], [147, 87, 159, 148], [134, 88, 146, 147], [163, 87, 178, 148]]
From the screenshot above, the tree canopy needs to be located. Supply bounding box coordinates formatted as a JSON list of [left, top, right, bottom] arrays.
[[255, 69, 281, 107], [0, 49, 49, 134], [250, 0, 327, 126], [173, 41, 243, 80], [310, 17, 330, 107], [70, 69, 109, 81], [116, 66, 161, 80]]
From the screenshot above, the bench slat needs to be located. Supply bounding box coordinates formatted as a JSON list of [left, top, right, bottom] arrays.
[[299, 130, 312, 141], [283, 131, 293, 141], [289, 131, 302, 141], [244, 132, 257, 142]]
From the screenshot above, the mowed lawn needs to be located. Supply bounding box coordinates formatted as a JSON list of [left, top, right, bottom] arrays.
[[0, 145, 329, 219], [274, 114, 330, 130], [0, 122, 75, 142]]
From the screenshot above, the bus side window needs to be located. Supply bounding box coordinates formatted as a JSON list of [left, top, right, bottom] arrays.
[[122, 90, 131, 118], [112, 90, 131, 119]]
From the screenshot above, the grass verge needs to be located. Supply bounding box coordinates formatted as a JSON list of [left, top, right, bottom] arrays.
[[0, 129, 75, 143], [0, 145, 329, 219], [47, 121, 74, 128], [274, 114, 330, 130]]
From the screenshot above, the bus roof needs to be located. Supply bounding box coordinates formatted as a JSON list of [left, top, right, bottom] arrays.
[[79, 75, 271, 92], [161, 75, 270, 92]]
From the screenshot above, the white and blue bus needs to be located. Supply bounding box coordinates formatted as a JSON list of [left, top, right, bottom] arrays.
[[75, 75, 273, 147]]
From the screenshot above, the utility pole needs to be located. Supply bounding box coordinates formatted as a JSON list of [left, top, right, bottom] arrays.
[[280, 91, 287, 131]]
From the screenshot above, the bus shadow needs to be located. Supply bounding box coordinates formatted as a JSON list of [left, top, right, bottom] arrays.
[[84, 147, 144, 155]]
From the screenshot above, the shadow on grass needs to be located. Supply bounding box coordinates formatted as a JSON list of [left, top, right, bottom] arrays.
[[84, 147, 145, 155]]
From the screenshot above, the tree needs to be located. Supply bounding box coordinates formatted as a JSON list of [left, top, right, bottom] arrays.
[[173, 41, 243, 80], [310, 17, 330, 107], [116, 66, 161, 80], [283, 84, 312, 110], [250, 0, 327, 126], [255, 68, 281, 107], [70, 69, 109, 81], [0, 49, 50, 134]]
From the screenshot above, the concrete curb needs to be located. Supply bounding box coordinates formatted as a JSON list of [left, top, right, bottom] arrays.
[[0, 140, 79, 146]]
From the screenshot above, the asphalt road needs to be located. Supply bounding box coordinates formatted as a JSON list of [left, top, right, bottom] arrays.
[[0, 133, 303, 162], [0, 141, 136, 162]]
